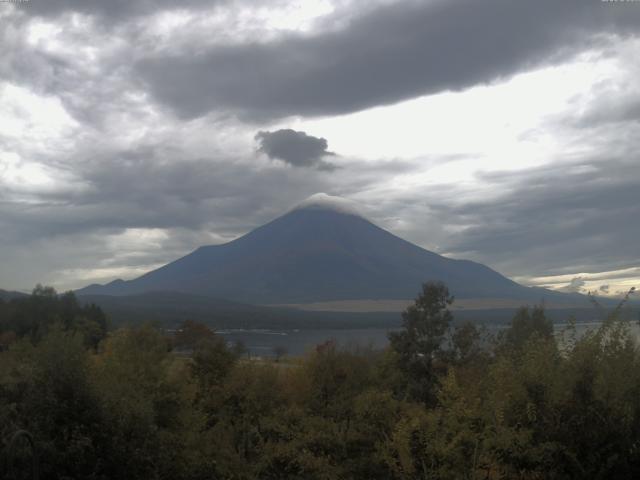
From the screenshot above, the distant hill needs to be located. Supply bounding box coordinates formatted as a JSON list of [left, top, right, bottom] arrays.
[[76, 290, 609, 330], [0, 289, 28, 301], [76, 291, 401, 329], [78, 193, 585, 306]]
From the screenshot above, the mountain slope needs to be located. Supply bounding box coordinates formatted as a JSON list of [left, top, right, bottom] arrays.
[[77, 194, 574, 304], [76, 290, 401, 329], [0, 289, 29, 301]]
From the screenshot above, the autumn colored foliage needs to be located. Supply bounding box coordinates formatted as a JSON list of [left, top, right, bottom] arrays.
[[1, 283, 639, 479]]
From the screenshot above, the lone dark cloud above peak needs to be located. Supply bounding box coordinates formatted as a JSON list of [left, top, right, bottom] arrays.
[[255, 129, 337, 171]]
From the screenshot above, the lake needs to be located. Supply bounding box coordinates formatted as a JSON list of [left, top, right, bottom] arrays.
[[216, 320, 640, 357]]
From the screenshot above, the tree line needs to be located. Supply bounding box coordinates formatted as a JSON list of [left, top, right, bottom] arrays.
[[0, 282, 639, 479]]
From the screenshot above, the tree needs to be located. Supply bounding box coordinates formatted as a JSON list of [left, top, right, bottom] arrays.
[[272, 345, 288, 362], [450, 321, 484, 365], [93, 325, 199, 480], [388, 281, 453, 405], [8, 327, 103, 479], [232, 340, 248, 358], [173, 319, 216, 351], [501, 305, 553, 351], [191, 335, 239, 410], [0, 286, 108, 347]]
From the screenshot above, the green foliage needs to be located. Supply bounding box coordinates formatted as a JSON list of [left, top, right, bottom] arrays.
[[173, 319, 216, 350], [500, 305, 554, 352], [92, 325, 205, 480], [2, 283, 640, 479], [450, 321, 486, 366], [191, 334, 239, 395], [382, 371, 485, 480], [0, 327, 102, 479], [388, 281, 454, 405], [0, 285, 108, 348]]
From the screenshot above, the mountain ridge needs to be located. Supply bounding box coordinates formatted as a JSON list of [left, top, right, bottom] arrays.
[[0, 289, 29, 301], [77, 194, 581, 305]]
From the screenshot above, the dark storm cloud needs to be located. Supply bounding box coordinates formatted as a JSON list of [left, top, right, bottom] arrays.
[[136, 0, 640, 120], [255, 129, 337, 170], [429, 157, 640, 278], [0, 146, 428, 246], [0, 151, 326, 242], [0, 140, 342, 289], [19, 0, 220, 20], [2, 0, 639, 290], [0, 14, 140, 129]]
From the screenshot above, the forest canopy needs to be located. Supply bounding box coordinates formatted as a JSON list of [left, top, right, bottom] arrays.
[[1, 283, 639, 479]]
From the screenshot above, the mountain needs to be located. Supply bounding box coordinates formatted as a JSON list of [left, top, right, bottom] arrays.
[[77, 290, 401, 329], [0, 289, 28, 301], [77, 194, 579, 305]]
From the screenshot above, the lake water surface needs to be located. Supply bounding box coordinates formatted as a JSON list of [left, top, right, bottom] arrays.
[[217, 320, 640, 357]]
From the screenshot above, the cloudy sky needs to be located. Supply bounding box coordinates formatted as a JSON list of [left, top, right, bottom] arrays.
[[1, 0, 639, 296]]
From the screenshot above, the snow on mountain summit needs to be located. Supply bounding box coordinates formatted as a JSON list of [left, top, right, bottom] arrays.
[[292, 193, 363, 217]]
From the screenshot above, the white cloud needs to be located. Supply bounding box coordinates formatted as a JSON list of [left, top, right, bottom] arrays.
[[0, 0, 638, 294], [297, 52, 618, 166]]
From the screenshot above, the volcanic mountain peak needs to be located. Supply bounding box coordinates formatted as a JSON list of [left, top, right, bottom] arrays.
[[292, 193, 364, 217], [76, 195, 577, 306]]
